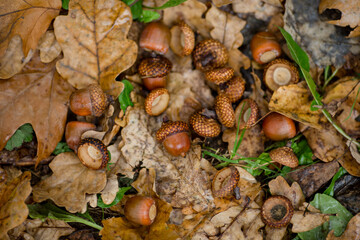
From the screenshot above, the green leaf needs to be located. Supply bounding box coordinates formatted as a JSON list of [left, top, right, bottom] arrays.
[[291, 138, 313, 165], [147, 0, 187, 9], [323, 167, 347, 196], [118, 80, 134, 113], [122, 0, 136, 5], [298, 224, 328, 240], [343, 86, 360, 122], [97, 187, 132, 208], [130, 0, 143, 20], [139, 10, 161, 23], [53, 142, 72, 155], [62, 0, 69, 10], [5, 123, 34, 151], [28, 202, 103, 230]]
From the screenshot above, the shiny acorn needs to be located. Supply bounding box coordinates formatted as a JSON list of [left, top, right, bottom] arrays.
[[262, 112, 297, 141], [139, 22, 170, 54], [65, 121, 96, 151], [250, 32, 282, 64], [138, 56, 172, 90], [124, 196, 157, 226]]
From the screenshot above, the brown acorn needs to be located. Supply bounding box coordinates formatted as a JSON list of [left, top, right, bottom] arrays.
[[250, 32, 282, 64], [139, 22, 170, 54], [124, 196, 157, 226], [138, 56, 172, 90], [193, 39, 229, 71], [189, 109, 221, 137], [205, 67, 234, 85], [215, 95, 235, 128], [77, 138, 109, 170], [234, 99, 259, 129], [69, 84, 110, 117], [144, 88, 170, 116], [218, 76, 246, 103], [156, 120, 191, 157], [269, 147, 299, 168], [212, 166, 240, 198], [65, 121, 96, 151], [170, 21, 195, 56], [262, 112, 297, 141], [263, 59, 299, 91], [261, 195, 294, 228]]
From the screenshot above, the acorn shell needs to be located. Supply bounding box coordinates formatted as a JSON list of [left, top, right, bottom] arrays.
[[218, 76, 245, 103], [138, 56, 172, 78], [88, 84, 109, 117], [205, 67, 234, 85], [269, 147, 299, 168], [77, 138, 109, 170], [189, 110, 221, 137], [144, 88, 170, 116], [215, 95, 235, 128], [263, 58, 299, 91], [212, 166, 240, 198], [261, 195, 294, 228], [156, 121, 190, 142], [234, 99, 259, 129], [170, 21, 195, 56], [193, 39, 229, 71]]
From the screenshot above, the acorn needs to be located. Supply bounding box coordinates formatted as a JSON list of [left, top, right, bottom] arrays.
[[170, 21, 195, 56], [124, 196, 157, 226], [250, 32, 282, 64], [263, 59, 299, 91], [144, 88, 170, 116], [262, 112, 297, 141], [189, 109, 221, 137], [215, 94, 235, 128], [139, 22, 170, 54], [218, 76, 245, 103], [138, 56, 172, 90], [69, 84, 111, 117], [269, 147, 299, 168], [261, 195, 294, 228], [205, 67, 234, 85], [234, 99, 259, 129], [212, 166, 240, 198], [156, 120, 191, 157], [77, 138, 109, 170], [65, 121, 96, 151], [193, 39, 229, 71]]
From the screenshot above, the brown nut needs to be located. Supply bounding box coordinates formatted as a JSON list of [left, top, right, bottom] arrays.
[[138, 56, 172, 78], [269, 147, 299, 168], [250, 32, 282, 64], [170, 21, 195, 56], [142, 77, 167, 91], [156, 121, 191, 157], [205, 67, 234, 85], [234, 99, 259, 129], [218, 76, 245, 103], [70, 84, 110, 117], [193, 39, 229, 71], [144, 88, 170, 116], [215, 95, 235, 128], [139, 22, 170, 54], [262, 112, 297, 141], [77, 138, 109, 170], [212, 166, 240, 198], [189, 109, 221, 137], [263, 59, 299, 91], [261, 195, 294, 228], [124, 196, 157, 226], [65, 121, 96, 151]]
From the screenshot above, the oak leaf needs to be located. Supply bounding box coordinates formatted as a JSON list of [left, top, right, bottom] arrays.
[[0, 51, 73, 166], [54, 0, 137, 97], [0, 0, 61, 78], [38, 31, 62, 63]]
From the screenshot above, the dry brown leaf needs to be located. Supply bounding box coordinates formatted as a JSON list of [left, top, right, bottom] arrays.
[[250, 72, 269, 116], [319, 0, 360, 38], [269, 84, 325, 129], [8, 219, 74, 240], [100, 217, 143, 240], [0, 169, 32, 240], [0, 0, 61, 78], [0, 51, 73, 166], [38, 31, 61, 63], [232, 0, 283, 20], [54, 0, 137, 97], [291, 211, 330, 233], [326, 213, 360, 240], [32, 152, 107, 213]]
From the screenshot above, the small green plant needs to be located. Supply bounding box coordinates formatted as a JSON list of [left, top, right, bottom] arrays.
[[97, 186, 132, 208], [5, 123, 34, 151], [52, 142, 72, 155], [322, 66, 339, 91], [323, 167, 347, 197], [119, 80, 134, 113]]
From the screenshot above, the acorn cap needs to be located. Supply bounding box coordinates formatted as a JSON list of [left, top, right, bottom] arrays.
[[215, 95, 235, 128], [234, 99, 259, 129], [261, 195, 294, 228], [212, 166, 240, 198], [263, 59, 299, 91], [88, 84, 110, 117], [170, 21, 195, 56], [189, 110, 221, 137], [138, 56, 172, 78], [145, 88, 170, 116], [77, 138, 109, 170], [269, 147, 299, 168], [193, 39, 229, 71], [156, 121, 190, 142], [218, 76, 245, 103], [205, 67, 234, 85]]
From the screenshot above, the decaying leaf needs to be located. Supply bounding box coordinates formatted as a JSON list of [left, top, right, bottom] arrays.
[[269, 176, 305, 209], [326, 213, 360, 239], [232, 0, 283, 20], [38, 31, 62, 63], [33, 152, 107, 213], [0, 168, 32, 240], [54, 0, 137, 96], [0, 0, 61, 78], [0, 51, 73, 166]]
